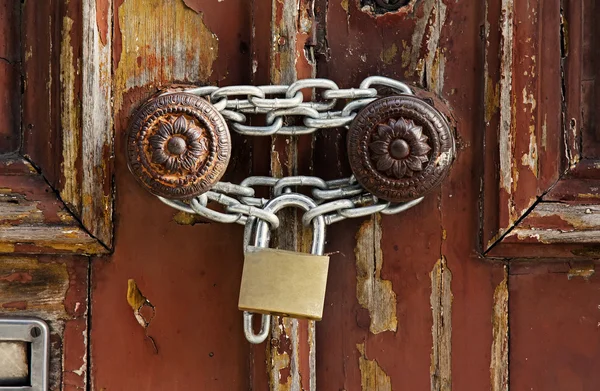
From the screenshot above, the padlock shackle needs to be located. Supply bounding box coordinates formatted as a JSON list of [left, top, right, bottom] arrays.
[[243, 311, 271, 344], [254, 193, 326, 256], [242, 193, 327, 345]]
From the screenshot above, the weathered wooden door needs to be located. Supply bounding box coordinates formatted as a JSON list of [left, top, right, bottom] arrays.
[[2, 0, 600, 390]]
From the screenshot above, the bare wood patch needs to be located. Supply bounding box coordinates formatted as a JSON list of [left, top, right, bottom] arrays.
[[505, 203, 600, 245], [490, 267, 508, 391], [402, 0, 447, 94], [0, 171, 108, 255], [357, 343, 392, 391], [354, 215, 398, 334], [126, 279, 158, 353], [114, 0, 218, 111], [60, 15, 80, 216], [567, 264, 595, 280], [430, 257, 452, 391], [498, 0, 515, 195], [81, 0, 114, 248]]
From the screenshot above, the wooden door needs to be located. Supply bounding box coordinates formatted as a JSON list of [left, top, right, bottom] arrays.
[[1, 1, 600, 390]]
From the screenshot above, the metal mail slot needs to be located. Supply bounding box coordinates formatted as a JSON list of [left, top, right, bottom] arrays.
[[0, 318, 49, 391]]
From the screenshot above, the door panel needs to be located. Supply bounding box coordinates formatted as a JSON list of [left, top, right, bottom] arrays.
[[2, 0, 598, 390], [90, 0, 254, 389], [510, 265, 600, 390]]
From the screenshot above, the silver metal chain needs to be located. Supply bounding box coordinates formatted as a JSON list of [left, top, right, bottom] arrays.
[[159, 175, 424, 230], [158, 76, 425, 345], [158, 76, 423, 229], [164, 76, 413, 136]]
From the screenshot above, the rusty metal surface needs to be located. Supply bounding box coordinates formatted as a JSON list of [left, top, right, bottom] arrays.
[[127, 92, 231, 199], [348, 95, 454, 202]]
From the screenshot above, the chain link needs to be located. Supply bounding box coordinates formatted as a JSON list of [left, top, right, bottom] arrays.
[[164, 175, 423, 229], [172, 76, 413, 136], [161, 77, 424, 345]]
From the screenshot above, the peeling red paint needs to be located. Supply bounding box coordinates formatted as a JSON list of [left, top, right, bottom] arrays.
[[2, 301, 27, 310]]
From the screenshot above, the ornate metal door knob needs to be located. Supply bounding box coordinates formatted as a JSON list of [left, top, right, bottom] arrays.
[[127, 92, 231, 199], [347, 94, 455, 202]]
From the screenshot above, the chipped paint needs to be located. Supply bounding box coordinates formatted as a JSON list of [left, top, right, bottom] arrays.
[[498, 0, 515, 193], [82, 0, 114, 247], [268, 316, 295, 389], [403, 0, 447, 94], [60, 15, 80, 214], [0, 243, 15, 253], [357, 343, 392, 391], [564, 118, 580, 168], [0, 257, 69, 315], [340, 0, 348, 12], [541, 113, 547, 149], [127, 279, 158, 352], [520, 126, 538, 176], [430, 257, 452, 391], [114, 0, 218, 111], [355, 215, 398, 334], [173, 211, 208, 225], [529, 203, 600, 230], [490, 268, 508, 391], [380, 43, 398, 65], [567, 265, 595, 280]]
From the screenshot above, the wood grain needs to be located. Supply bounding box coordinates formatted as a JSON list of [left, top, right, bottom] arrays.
[[0, 255, 89, 391], [0, 157, 107, 255]]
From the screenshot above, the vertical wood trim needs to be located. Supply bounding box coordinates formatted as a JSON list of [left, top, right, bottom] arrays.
[[268, 0, 317, 390], [82, 0, 114, 247]]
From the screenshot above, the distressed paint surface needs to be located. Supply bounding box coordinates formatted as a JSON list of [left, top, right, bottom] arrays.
[[92, 0, 254, 389], [483, 0, 568, 255], [354, 215, 398, 334], [81, 0, 114, 248], [60, 14, 80, 215], [430, 258, 452, 391], [357, 343, 392, 391], [113, 0, 218, 112], [3, 0, 114, 256], [260, 1, 319, 390], [0, 256, 89, 391], [490, 269, 508, 391], [0, 160, 108, 255]]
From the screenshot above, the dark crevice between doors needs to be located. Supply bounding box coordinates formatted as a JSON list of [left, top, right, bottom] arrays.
[[86, 258, 93, 391]]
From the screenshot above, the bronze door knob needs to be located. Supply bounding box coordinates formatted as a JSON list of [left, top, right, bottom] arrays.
[[126, 93, 231, 199], [347, 95, 455, 202]]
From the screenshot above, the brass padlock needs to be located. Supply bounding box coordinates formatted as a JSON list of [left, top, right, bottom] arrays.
[[239, 193, 329, 344]]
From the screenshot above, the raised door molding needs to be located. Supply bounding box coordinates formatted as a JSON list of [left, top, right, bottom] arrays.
[[482, 1, 600, 259], [0, 0, 113, 254]]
